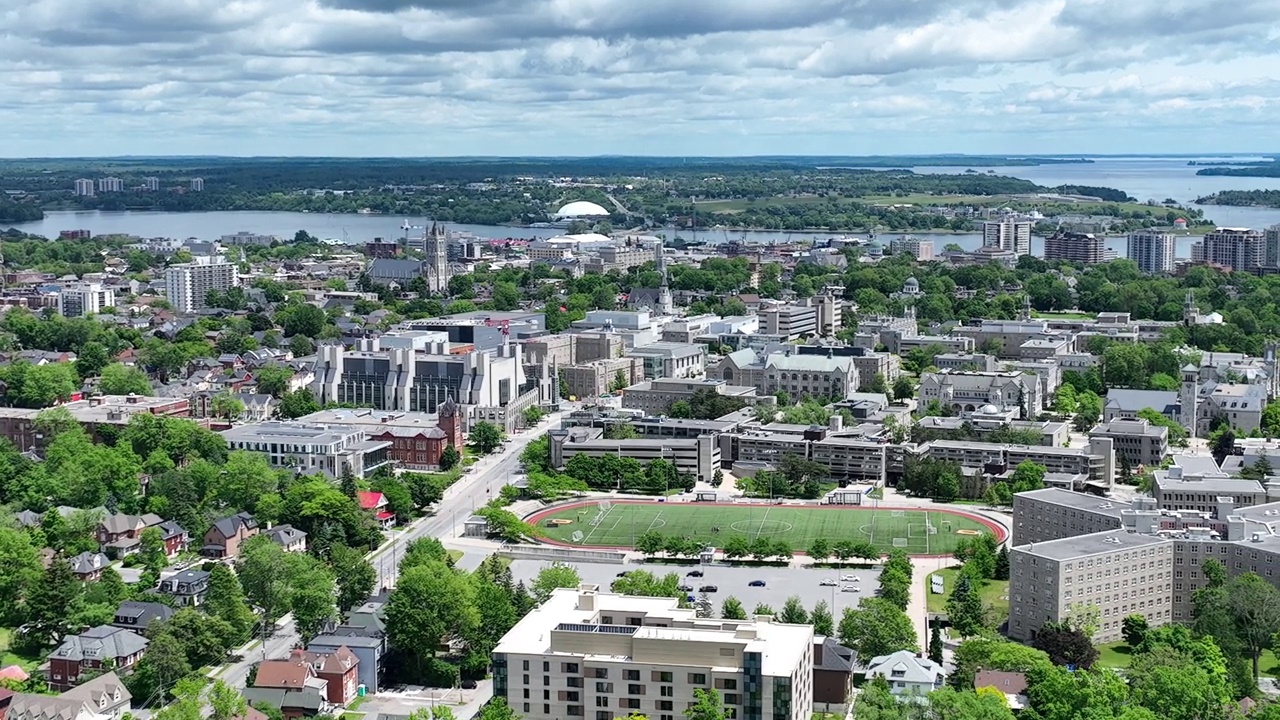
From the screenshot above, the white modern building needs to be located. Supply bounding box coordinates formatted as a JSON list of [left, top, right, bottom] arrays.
[[863, 651, 944, 703], [164, 256, 238, 313], [218, 231, 278, 247], [97, 177, 124, 193], [73, 179, 95, 197], [1190, 227, 1265, 271], [1127, 230, 1176, 274], [492, 585, 814, 720], [220, 421, 392, 479], [982, 219, 1032, 257], [57, 283, 115, 318], [189, 178, 204, 191]]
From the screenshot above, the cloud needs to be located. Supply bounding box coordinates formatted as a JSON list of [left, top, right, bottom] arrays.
[[0, 0, 1278, 155]]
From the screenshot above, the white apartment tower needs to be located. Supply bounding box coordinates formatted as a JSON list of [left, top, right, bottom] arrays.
[[57, 283, 115, 318], [189, 178, 205, 192], [493, 585, 814, 720], [983, 219, 1032, 256], [97, 177, 124, 193], [143, 177, 161, 192], [1127, 230, 1176, 274], [164, 256, 238, 313], [73, 179, 95, 197]]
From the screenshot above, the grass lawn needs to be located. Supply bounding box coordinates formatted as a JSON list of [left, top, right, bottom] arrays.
[[530, 501, 997, 556], [924, 567, 1009, 616], [1095, 643, 1280, 676], [0, 627, 40, 671]]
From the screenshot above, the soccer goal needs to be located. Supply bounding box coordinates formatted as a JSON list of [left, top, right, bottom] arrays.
[[571, 530, 585, 544]]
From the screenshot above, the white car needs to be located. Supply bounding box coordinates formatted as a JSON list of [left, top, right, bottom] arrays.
[[819, 578, 838, 587], [842, 585, 861, 593], [841, 574, 858, 582]]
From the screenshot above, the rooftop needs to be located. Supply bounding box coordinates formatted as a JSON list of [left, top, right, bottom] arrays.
[[1014, 488, 1130, 515], [1013, 529, 1169, 560]]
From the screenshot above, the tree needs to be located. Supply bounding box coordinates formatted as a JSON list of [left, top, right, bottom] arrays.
[[721, 597, 747, 620], [127, 631, 192, 704], [210, 393, 245, 420], [386, 561, 480, 678], [947, 574, 987, 637], [1010, 461, 1047, 493], [892, 376, 915, 401], [476, 699, 520, 720], [253, 366, 293, 398], [139, 527, 168, 574], [838, 598, 917, 659], [685, 688, 727, 720], [164, 608, 237, 668], [237, 536, 294, 624], [0, 361, 78, 408], [609, 369, 630, 392], [97, 362, 153, 396], [929, 622, 944, 664], [438, 444, 460, 471], [1122, 614, 1150, 648], [206, 563, 256, 646], [695, 592, 713, 619], [278, 387, 320, 419], [1074, 390, 1103, 432], [532, 564, 581, 604], [289, 334, 313, 358], [209, 680, 248, 720], [330, 543, 378, 612], [636, 531, 666, 557], [492, 282, 520, 311], [1032, 621, 1098, 669], [1211, 427, 1236, 465], [808, 538, 831, 563], [1226, 573, 1280, 678], [778, 596, 809, 624], [0, 526, 42, 625], [292, 577, 338, 643], [76, 342, 110, 380], [151, 674, 204, 719], [276, 303, 327, 337], [469, 421, 504, 454], [994, 545, 1010, 581]]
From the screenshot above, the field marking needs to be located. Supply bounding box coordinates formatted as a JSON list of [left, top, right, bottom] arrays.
[[754, 505, 773, 542], [643, 510, 666, 536], [925, 512, 931, 554], [582, 503, 616, 546], [868, 513, 876, 547]]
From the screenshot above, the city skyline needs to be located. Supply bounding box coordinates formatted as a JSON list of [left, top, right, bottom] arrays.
[[3, 0, 1279, 157]]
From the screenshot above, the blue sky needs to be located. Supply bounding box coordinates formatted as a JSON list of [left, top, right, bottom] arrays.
[[2, 0, 1278, 157]]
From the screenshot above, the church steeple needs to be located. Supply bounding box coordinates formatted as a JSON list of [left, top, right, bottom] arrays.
[[655, 238, 673, 315]]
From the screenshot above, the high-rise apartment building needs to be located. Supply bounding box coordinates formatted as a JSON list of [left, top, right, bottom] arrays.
[[1265, 225, 1280, 269], [1044, 231, 1107, 264], [493, 585, 814, 720], [143, 177, 160, 191], [164, 256, 238, 313], [888, 236, 935, 261], [189, 178, 204, 192], [97, 177, 124, 193], [1191, 227, 1264, 271], [982, 219, 1032, 256], [73, 179, 95, 197], [57, 283, 116, 318], [1127, 230, 1176, 273]]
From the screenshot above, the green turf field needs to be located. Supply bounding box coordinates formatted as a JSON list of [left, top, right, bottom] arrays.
[[532, 501, 996, 556]]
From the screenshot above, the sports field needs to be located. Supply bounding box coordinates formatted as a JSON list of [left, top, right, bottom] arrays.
[[527, 501, 1002, 557]]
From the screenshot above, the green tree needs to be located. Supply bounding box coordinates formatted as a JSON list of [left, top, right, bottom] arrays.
[[205, 563, 257, 646], [1009, 461, 1047, 493], [209, 680, 248, 720], [0, 526, 42, 625], [126, 631, 192, 704], [811, 600, 834, 637], [492, 282, 521, 311], [929, 622, 944, 665], [99, 362, 154, 395], [778, 596, 809, 624], [1032, 620, 1098, 669], [439, 444, 461, 471], [139, 526, 168, 574], [292, 576, 338, 643], [469, 421, 504, 454], [946, 574, 986, 637], [994, 545, 1010, 581], [531, 564, 581, 604], [278, 387, 321, 418], [330, 543, 378, 612], [386, 561, 480, 679], [276, 303, 327, 337], [1122, 614, 1149, 647], [75, 341, 110, 380], [721, 597, 747, 620], [253, 366, 293, 398], [237, 536, 294, 623], [1227, 573, 1280, 678], [1074, 390, 1103, 432], [476, 698, 520, 720], [685, 687, 727, 720], [636, 531, 666, 557], [838, 598, 917, 659], [808, 538, 831, 563], [210, 393, 245, 420]]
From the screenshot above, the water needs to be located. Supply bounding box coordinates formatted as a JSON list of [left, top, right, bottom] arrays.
[[9, 157, 1280, 260]]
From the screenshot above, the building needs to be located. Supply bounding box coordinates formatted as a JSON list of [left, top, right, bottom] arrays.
[[266, 524, 308, 552], [492, 585, 814, 720], [297, 403, 464, 471], [983, 219, 1032, 256], [1007, 531, 1173, 643], [621, 378, 761, 416], [57, 283, 115, 318], [1267, 224, 1280, 269], [1044, 231, 1107, 265], [1190, 227, 1265, 271], [357, 490, 396, 529], [97, 177, 124, 193], [201, 511, 260, 560], [219, 231, 278, 247], [110, 601, 174, 633], [1127, 230, 1176, 274], [1010, 488, 1128, 546], [221, 421, 392, 479], [811, 637, 855, 708], [917, 370, 1040, 419], [48, 627, 148, 691], [291, 647, 361, 706], [1102, 389, 1180, 423], [7, 673, 132, 720], [1149, 462, 1265, 515], [190, 178, 204, 191], [0, 394, 191, 453], [863, 651, 944, 703], [143, 177, 160, 191], [625, 342, 706, 380], [759, 304, 818, 341], [549, 428, 721, 483], [585, 239, 655, 274], [1089, 419, 1169, 469], [156, 569, 210, 607], [164, 256, 238, 313], [368, 258, 423, 284], [67, 552, 111, 582], [559, 358, 642, 401], [923, 438, 1115, 493], [422, 222, 450, 294], [97, 513, 187, 559], [73, 179, 95, 197], [307, 635, 383, 695], [888, 237, 935, 262]]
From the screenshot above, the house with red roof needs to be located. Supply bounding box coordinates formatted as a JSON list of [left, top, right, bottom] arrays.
[[356, 491, 395, 529]]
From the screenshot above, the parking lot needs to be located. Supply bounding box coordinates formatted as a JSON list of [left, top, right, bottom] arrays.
[[508, 558, 882, 620]]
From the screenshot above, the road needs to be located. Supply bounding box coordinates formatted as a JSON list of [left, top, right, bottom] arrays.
[[216, 407, 572, 693]]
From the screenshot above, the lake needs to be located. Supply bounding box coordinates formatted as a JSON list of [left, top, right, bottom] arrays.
[[9, 156, 1280, 260]]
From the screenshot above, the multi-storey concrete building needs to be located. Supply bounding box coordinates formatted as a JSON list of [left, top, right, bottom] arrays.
[[221, 421, 392, 479], [218, 231, 278, 247], [57, 283, 115, 318], [190, 177, 204, 191], [548, 428, 721, 483], [560, 358, 642, 400], [164, 256, 238, 313], [621, 378, 763, 416], [1149, 462, 1266, 515], [1044, 232, 1108, 265], [143, 177, 160, 191], [73, 179, 95, 197], [1088, 419, 1169, 469], [917, 370, 1041, 419], [1010, 488, 1129, 546], [1127, 230, 1176, 274], [1190, 227, 1265, 271], [492, 585, 813, 720], [759, 304, 818, 341], [1007, 531, 1173, 643], [626, 342, 707, 380], [585, 240, 656, 274], [296, 405, 463, 471], [97, 177, 124, 193], [983, 219, 1032, 256], [888, 237, 934, 261], [922, 438, 1115, 492]]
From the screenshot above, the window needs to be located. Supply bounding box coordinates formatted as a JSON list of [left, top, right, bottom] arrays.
[[594, 668, 609, 679], [568, 678, 584, 688], [657, 701, 674, 711], [523, 704, 529, 714], [628, 685, 645, 695], [544, 662, 551, 672], [597, 712, 612, 720], [522, 675, 529, 685], [624, 670, 640, 681], [523, 690, 529, 699], [523, 660, 530, 671], [564, 663, 580, 674], [601, 616, 614, 625], [652, 671, 673, 683], [544, 676, 551, 686], [543, 691, 550, 701], [661, 687, 674, 697], [597, 682, 614, 693], [724, 694, 740, 705], [544, 705, 551, 716], [688, 673, 707, 685], [567, 705, 584, 716], [622, 699, 641, 710]]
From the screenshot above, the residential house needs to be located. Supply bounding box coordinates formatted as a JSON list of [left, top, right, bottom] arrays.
[[265, 524, 308, 553], [974, 670, 1028, 710], [110, 602, 174, 633], [59, 672, 132, 720], [155, 570, 210, 607], [201, 512, 260, 560], [47, 627, 148, 691], [307, 634, 383, 695], [67, 552, 112, 582], [290, 648, 360, 706], [96, 514, 186, 559], [812, 637, 856, 709], [863, 651, 944, 703], [246, 659, 328, 719], [356, 491, 395, 529], [5, 672, 132, 720]]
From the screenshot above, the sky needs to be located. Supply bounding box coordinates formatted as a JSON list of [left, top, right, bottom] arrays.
[[2, 0, 1279, 157]]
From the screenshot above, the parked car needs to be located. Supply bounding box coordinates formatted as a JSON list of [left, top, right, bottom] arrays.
[[842, 585, 860, 593], [699, 585, 718, 593], [748, 580, 766, 587], [819, 578, 838, 586], [461, 679, 478, 689], [678, 584, 694, 592], [841, 574, 858, 582], [687, 570, 704, 577]]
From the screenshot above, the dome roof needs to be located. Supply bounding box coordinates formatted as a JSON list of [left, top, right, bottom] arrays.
[[555, 201, 610, 219], [904, 277, 919, 288], [980, 404, 1000, 414]]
